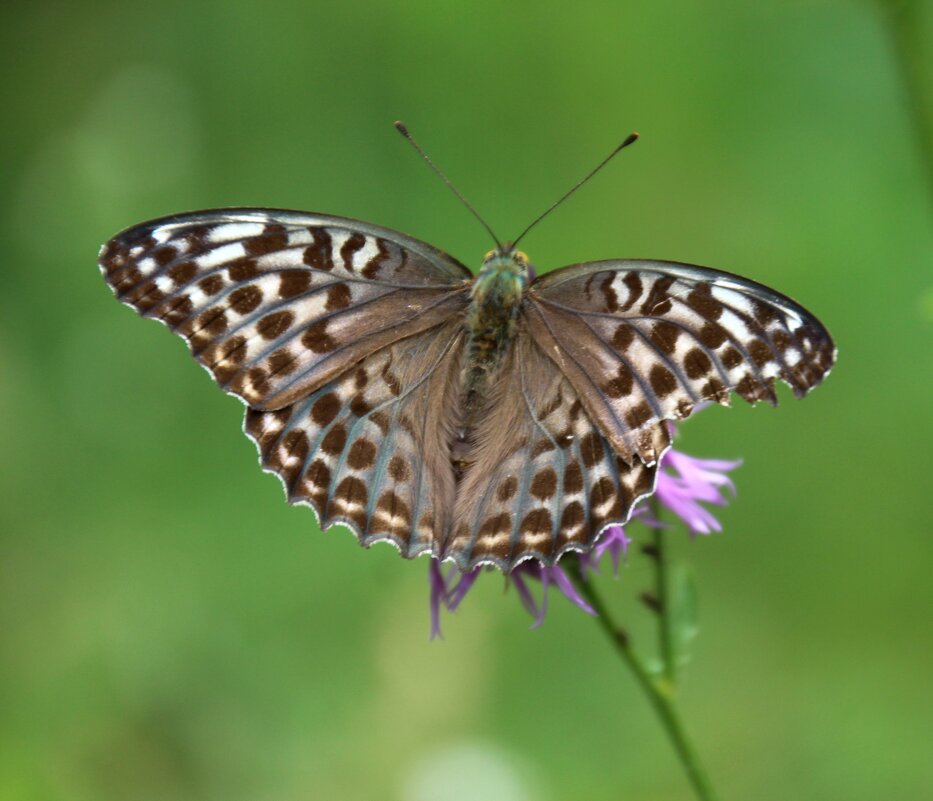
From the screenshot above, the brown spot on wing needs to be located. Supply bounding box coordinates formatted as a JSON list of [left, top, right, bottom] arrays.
[[228, 258, 261, 282], [305, 459, 332, 504], [649, 321, 681, 354], [620, 273, 643, 311], [229, 285, 263, 314], [267, 348, 297, 377], [361, 238, 390, 279], [564, 461, 583, 493], [631, 465, 653, 496], [625, 401, 653, 428], [376, 492, 411, 526], [580, 432, 604, 468], [700, 378, 728, 402], [350, 395, 372, 417], [560, 501, 584, 530], [279, 271, 312, 298], [478, 512, 511, 539], [721, 347, 743, 369], [153, 246, 177, 266], [325, 283, 352, 310], [497, 476, 518, 502], [311, 392, 341, 426], [199, 274, 225, 295], [612, 324, 635, 351], [772, 329, 792, 351], [161, 295, 193, 326], [589, 476, 617, 508], [753, 300, 779, 325], [215, 335, 247, 364], [685, 285, 723, 320], [649, 364, 677, 398], [321, 423, 347, 455], [333, 476, 368, 506], [683, 348, 712, 379], [347, 439, 377, 470], [168, 260, 197, 286], [199, 308, 228, 336], [530, 467, 558, 500], [257, 310, 294, 340], [520, 508, 553, 535], [134, 284, 166, 313], [640, 276, 675, 316], [303, 229, 334, 271], [302, 321, 337, 353], [604, 365, 634, 398], [212, 363, 238, 385], [340, 233, 366, 270], [748, 339, 773, 368], [369, 411, 390, 434], [388, 455, 410, 482], [698, 322, 727, 349], [244, 225, 289, 256], [280, 429, 310, 489], [600, 273, 619, 311]]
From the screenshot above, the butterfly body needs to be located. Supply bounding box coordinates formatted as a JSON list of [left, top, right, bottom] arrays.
[[100, 208, 835, 571], [464, 249, 530, 389]]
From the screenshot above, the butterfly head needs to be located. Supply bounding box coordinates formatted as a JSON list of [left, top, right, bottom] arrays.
[[480, 246, 536, 285]]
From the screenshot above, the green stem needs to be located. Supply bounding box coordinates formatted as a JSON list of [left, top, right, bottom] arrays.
[[879, 0, 933, 201], [652, 502, 676, 684], [567, 560, 720, 801]]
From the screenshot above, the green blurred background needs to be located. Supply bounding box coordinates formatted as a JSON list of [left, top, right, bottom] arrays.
[[2, 1, 931, 799]]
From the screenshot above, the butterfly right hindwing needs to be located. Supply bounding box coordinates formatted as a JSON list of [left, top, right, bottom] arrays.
[[447, 326, 666, 570]]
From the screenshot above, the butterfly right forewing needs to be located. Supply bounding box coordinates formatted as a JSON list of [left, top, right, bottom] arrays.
[[526, 259, 836, 465]]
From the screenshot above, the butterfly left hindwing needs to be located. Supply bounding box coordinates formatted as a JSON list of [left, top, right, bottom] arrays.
[[244, 317, 466, 558]]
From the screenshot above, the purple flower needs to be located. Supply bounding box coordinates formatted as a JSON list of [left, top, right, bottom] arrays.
[[510, 562, 596, 628], [655, 451, 741, 535], [580, 525, 632, 579], [428, 439, 740, 637], [429, 560, 480, 639]]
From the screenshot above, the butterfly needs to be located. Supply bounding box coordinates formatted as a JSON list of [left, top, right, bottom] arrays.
[[98, 129, 835, 572]]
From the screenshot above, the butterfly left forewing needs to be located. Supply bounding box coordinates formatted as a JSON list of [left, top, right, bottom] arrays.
[[527, 259, 835, 465], [99, 208, 472, 410]]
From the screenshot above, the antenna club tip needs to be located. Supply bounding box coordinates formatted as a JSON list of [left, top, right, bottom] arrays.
[[394, 120, 409, 135], [621, 131, 640, 148]]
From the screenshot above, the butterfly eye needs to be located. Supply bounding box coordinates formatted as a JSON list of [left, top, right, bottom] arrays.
[[514, 250, 530, 263], [483, 249, 496, 261]]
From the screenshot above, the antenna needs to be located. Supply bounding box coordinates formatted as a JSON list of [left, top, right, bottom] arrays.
[[394, 121, 504, 251], [510, 132, 640, 251]]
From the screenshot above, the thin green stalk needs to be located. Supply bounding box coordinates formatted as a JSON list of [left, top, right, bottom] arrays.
[[879, 0, 933, 201], [652, 501, 676, 685], [567, 560, 720, 801]]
